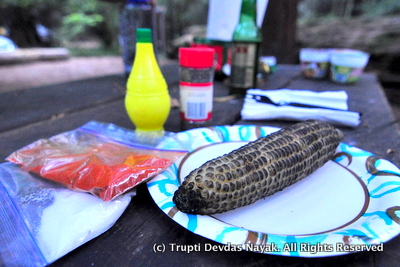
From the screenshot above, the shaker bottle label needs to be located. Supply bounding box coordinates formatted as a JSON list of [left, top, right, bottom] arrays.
[[331, 65, 362, 83], [179, 82, 213, 121], [230, 42, 257, 88], [300, 61, 329, 79]]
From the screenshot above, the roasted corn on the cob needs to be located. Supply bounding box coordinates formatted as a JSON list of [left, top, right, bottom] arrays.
[[173, 120, 343, 215]]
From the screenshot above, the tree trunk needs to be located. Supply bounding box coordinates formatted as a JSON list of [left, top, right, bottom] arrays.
[[260, 0, 299, 64]]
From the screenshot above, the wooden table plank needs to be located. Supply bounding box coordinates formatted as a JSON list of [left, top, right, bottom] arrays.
[[0, 75, 125, 132], [237, 70, 400, 166], [259, 65, 303, 89], [1, 64, 399, 267], [0, 62, 182, 134], [0, 82, 244, 161], [0, 100, 131, 161]]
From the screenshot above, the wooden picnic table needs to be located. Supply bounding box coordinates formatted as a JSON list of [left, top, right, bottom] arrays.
[[0, 62, 399, 266]]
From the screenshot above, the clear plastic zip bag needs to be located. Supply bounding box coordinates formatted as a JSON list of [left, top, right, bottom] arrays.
[[0, 162, 133, 266], [1, 121, 188, 266], [6, 121, 187, 201]]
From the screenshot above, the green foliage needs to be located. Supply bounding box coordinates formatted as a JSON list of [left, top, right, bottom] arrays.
[[164, 0, 209, 39], [68, 46, 121, 57], [62, 13, 104, 41], [1, 0, 120, 49], [63, 0, 101, 14], [298, 0, 400, 20], [360, 0, 400, 17], [58, 0, 117, 44], [2, 0, 212, 55], [0, 0, 61, 8], [4, 0, 399, 57]]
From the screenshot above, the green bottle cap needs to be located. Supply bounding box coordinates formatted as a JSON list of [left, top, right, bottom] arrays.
[[137, 28, 152, 43]]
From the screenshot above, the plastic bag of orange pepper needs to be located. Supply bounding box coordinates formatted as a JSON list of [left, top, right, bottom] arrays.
[[6, 121, 188, 201]]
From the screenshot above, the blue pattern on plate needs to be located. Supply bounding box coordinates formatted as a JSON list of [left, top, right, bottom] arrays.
[[148, 125, 400, 257]]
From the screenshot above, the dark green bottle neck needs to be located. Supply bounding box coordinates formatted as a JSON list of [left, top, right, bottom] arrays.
[[233, 0, 261, 42], [238, 0, 257, 24]]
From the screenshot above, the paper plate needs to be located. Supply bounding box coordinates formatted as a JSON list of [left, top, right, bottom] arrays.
[[147, 125, 400, 257]]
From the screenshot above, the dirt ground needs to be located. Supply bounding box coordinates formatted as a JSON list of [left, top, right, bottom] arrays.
[[0, 56, 124, 93]]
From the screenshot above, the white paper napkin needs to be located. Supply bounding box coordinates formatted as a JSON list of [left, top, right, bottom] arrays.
[[241, 89, 361, 127]]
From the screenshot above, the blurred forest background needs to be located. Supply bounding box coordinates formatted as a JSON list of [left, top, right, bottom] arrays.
[[0, 0, 399, 84]]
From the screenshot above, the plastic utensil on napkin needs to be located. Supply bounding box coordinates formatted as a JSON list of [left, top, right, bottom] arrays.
[[241, 89, 361, 127]]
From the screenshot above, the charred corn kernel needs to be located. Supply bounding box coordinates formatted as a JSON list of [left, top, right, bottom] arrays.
[[173, 120, 344, 215]]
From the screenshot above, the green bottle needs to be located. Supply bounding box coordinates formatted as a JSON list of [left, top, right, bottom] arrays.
[[229, 0, 262, 94]]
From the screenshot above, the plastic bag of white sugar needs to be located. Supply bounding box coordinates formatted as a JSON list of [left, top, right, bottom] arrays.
[[0, 162, 133, 267]]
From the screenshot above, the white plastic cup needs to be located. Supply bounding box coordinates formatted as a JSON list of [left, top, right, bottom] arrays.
[[299, 48, 331, 79], [329, 49, 370, 84]]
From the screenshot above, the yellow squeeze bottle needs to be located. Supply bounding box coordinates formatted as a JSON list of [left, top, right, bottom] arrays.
[[125, 28, 170, 134]]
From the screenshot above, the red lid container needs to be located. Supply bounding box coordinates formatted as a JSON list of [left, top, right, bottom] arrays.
[[179, 47, 215, 68]]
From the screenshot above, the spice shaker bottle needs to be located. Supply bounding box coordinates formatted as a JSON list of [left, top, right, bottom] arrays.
[[229, 0, 262, 94], [119, 0, 157, 77], [125, 28, 170, 135], [179, 47, 215, 130]]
